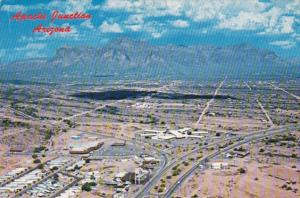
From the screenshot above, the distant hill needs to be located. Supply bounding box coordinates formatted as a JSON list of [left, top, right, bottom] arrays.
[[0, 37, 299, 83]]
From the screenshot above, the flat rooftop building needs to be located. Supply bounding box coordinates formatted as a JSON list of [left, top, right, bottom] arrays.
[[69, 141, 103, 154], [9, 144, 25, 153]]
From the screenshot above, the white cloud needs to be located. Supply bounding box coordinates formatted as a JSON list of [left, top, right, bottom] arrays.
[[65, 0, 94, 12], [124, 14, 144, 31], [14, 43, 47, 58], [270, 16, 295, 34], [0, 49, 5, 58], [126, 24, 143, 32], [269, 40, 295, 49], [99, 21, 123, 33], [201, 29, 208, 34], [144, 21, 166, 38], [18, 35, 49, 43], [81, 19, 94, 29], [48, 0, 99, 12], [103, 0, 268, 20], [25, 51, 46, 58], [1, 5, 27, 12], [285, 0, 300, 15], [103, 0, 184, 17], [2, 0, 299, 39], [171, 20, 189, 28], [151, 32, 164, 38], [16, 43, 46, 51], [104, 0, 299, 35], [125, 14, 144, 25], [217, 7, 296, 35]]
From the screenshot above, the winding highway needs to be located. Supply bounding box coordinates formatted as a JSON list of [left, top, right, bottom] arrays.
[[162, 125, 298, 198], [135, 124, 298, 198]]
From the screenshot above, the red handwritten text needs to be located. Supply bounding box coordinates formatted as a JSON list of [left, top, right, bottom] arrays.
[[51, 10, 91, 22], [11, 11, 46, 21], [11, 10, 91, 35], [33, 24, 71, 35]]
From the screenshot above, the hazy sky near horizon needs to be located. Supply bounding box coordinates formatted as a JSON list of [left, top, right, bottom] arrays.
[[0, 0, 299, 62]]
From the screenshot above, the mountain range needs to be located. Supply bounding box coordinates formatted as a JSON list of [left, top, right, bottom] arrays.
[[0, 38, 299, 83]]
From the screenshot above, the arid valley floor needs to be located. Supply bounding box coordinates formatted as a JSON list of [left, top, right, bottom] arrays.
[[0, 79, 299, 198]]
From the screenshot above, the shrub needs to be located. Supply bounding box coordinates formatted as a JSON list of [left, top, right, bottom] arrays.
[[238, 168, 246, 174], [259, 148, 264, 153], [32, 154, 38, 159], [33, 159, 41, 164], [81, 183, 92, 192], [81, 182, 97, 192], [291, 154, 297, 158], [37, 164, 44, 169], [45, 129, 53, 140]]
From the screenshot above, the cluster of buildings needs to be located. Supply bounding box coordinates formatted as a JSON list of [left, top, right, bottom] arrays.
[[0, 132, 162, 198], [108, 154, 160, 197], [56, 185, 81, 198], [109, 167, 150, 198], [0, 169, 44, 195], [47, 157, 75, 170], [26, 174, 69, 197], [137, 128, 208, 140], [113, 167, 150, 186], [0, 157, 76, 197], [0, 167, 27, 187]]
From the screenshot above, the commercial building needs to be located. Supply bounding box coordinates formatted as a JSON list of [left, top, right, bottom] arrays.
[[134, 168, 150, 185], [138, 128, 206, 140], [211, 162, 229, 170], [69, 141, 103, 154]]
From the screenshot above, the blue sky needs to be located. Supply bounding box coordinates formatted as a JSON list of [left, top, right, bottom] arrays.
[[0, 0, 299, 63]]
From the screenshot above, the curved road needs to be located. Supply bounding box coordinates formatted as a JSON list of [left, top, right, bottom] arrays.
[[163, 125, 298, 198], [135, 125, 297, 198]]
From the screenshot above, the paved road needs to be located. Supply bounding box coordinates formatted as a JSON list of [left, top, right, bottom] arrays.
[[196, 77, 226, 125], [244, 82, 252, 91], [58, 103, 104, 123], [134, 153, 168, 198], [244, 82, 274, 127], [135, 125, 296, 198], [59, 96, 134, 123], [269, 83, 300, 100], [256, 99, 274, 126], [162, 125, 298, 198], [135, 137, 238, 198]]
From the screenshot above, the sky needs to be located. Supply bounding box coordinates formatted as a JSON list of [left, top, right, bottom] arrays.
[[0, 0, 299, 63]]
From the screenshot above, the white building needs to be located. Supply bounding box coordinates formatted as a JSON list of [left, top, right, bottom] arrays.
[[211, 162, 229, 170], [139, 128, 206, 140]]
